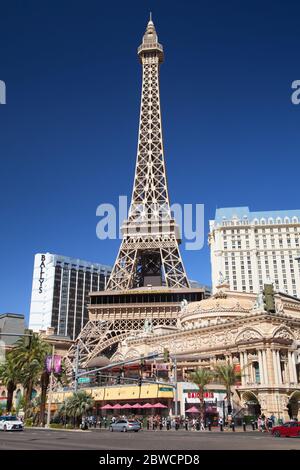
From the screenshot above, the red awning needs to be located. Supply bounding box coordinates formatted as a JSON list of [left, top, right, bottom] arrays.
[[101, 404, 113, 410], [185, 406, 200, 413], [152, 402, 168, 409]]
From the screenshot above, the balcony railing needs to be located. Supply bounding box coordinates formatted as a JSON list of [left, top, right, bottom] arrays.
[[138, 43, 163, 54]]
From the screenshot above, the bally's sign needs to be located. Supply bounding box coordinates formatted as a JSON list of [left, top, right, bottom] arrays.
[[39, 255, 46, 293]]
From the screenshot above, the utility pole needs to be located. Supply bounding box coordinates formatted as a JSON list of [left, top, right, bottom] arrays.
[[46, 344, 55, 428], [173, 355, 178, 416], [74, 343, 79, 392]]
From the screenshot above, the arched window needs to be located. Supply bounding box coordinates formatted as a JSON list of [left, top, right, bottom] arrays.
[[268, 218, 274, 224], [292, 216, 298, 224], [260, 218, 266, 225], [276, 217, 282, 224], [284, 217, 290, 224], [253, 218, 259, 225]]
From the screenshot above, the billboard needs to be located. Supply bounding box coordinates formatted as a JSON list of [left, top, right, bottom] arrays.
[[45, 355, 62, 374]]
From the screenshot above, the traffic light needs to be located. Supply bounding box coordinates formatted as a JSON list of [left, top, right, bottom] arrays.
[[138, 377, 142, 387], [263, 283, 275, 313], [96, 371, 101, 384], [163, 348, 170, 363], [116, 375, 121, 384], [72, 370, 76, 381], [140, 357, 146, 369], [24, 329, 33, 349]]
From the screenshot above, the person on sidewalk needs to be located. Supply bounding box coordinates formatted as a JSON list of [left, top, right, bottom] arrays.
[[166, 416, 171, 431]]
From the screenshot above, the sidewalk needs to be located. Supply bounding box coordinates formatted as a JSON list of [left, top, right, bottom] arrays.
[[90, 426, 261, 433]]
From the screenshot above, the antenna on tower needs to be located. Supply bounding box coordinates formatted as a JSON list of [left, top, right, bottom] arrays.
[[149, 11, 152, 22]]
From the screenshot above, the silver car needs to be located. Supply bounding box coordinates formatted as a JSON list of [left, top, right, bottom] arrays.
[[109, 419, 141, 432]]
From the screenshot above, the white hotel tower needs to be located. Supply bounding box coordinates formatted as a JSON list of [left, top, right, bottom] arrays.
[[209, 207, 300, 298], [29, 253, 111, 340]]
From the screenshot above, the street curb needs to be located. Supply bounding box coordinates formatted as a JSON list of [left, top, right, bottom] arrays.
[[25, 427, 92, 433]]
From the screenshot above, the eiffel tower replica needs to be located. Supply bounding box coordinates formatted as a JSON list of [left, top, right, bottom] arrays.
[[107, 16, 189, 291], [64, 16, 205, 371]]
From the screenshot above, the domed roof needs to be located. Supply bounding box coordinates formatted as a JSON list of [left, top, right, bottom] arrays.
[[179, 290, 254, 326], [182, 296, 253, 314]]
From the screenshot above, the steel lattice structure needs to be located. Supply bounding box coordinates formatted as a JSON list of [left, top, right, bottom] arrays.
[[106, 17, 189, 290], [64, 314, 178, 371], [63, 18, 196, 376]]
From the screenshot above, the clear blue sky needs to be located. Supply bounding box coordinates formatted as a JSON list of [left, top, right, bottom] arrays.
[[0, 0, 299, 325]]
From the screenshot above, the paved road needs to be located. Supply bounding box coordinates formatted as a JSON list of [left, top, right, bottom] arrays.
[[1, 428, 300, 450]]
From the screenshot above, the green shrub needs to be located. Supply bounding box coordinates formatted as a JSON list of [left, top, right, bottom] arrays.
[[65, 424, 74, 430], [25, 418, 33, 427], [243, 415, 256, 424], [49, 423, 64, 429]]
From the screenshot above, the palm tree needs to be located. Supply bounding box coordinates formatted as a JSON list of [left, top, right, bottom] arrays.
[[189, 368, 213, 422], [0, 352, 21, 412], [15, 393, 26, 416], [214, 362, 240, 418], [64, 391, 94, 427], [11, 334, 51, 418]]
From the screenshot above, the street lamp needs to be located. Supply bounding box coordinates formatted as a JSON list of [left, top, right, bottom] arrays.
[[46, 344, 55, 429]]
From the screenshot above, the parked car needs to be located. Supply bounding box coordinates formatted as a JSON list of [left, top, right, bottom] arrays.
[[109, 419, 141, 432], [0, 416, 24, 432], [272, 421, 300, 437]]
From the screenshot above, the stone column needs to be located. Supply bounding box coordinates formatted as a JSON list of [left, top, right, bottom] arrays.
[[262, 350, 269, 384], [276, 351, 282, 385], [266, 348, 275, 386], [240, 352, 245, 385], [272, 350, 279, 385], [288, 352, 297, 384], [258, 350, 265, 384], [243, 352, 249, 384], [291, 352, 298, 384]]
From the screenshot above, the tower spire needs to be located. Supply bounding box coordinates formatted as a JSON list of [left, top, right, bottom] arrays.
[[106, 19, 189, 290]]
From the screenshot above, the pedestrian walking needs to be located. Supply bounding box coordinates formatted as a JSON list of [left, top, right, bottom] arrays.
[[184, 417, 189, 431], [258, 416, 262, 432], [219, 417, 224, 431], [166, 417, 171, 431]]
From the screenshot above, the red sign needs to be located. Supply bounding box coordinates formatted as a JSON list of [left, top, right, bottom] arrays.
[[187, 392, 213, 399], [155, 364, 169, 371], [234, 363, 241, 385]]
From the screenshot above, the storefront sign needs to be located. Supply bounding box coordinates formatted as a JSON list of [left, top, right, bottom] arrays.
[[187, 391, 214, 399], [155, 363, 169, 370]]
